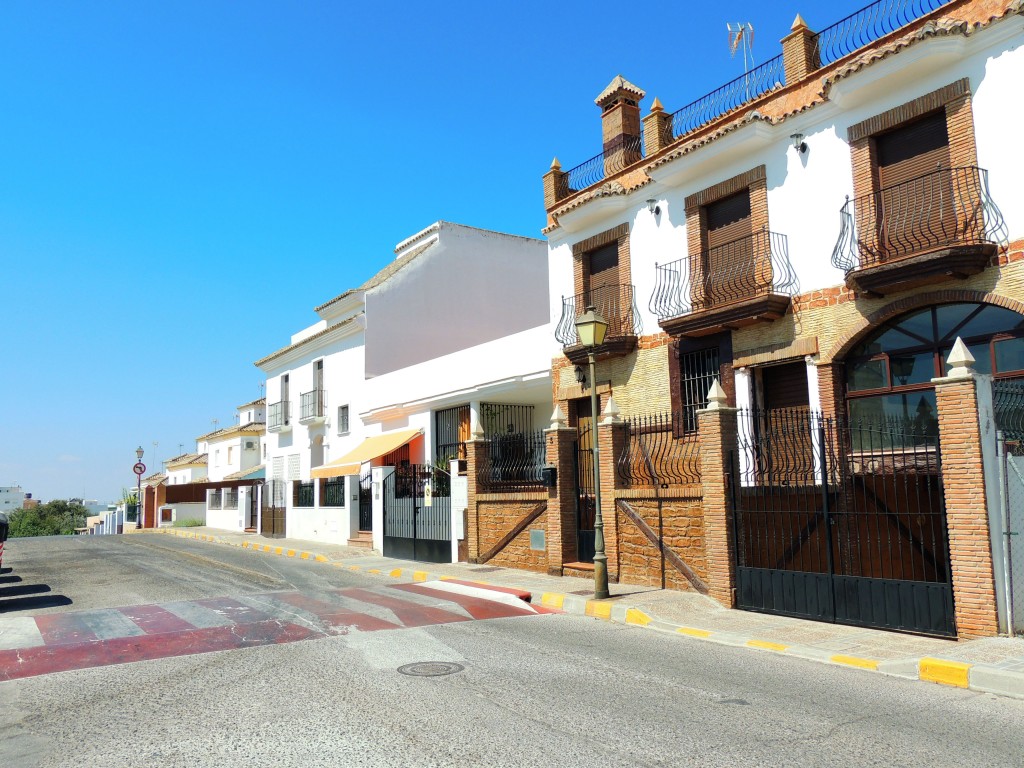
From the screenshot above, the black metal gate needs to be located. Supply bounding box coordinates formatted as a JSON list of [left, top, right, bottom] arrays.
[[574, 424, 596, 563], [358, 469, 373, 532], [382, 464, 451, 563], [248, 485, 260, 530], [732, 409, 955, 637], [260, 479, 287, 538]]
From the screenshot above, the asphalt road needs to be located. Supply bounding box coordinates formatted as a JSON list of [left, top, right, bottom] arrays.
[[2, 535, 1023, 767]]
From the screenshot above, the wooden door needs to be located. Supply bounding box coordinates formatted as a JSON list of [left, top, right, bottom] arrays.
[[760, 362, 813, 485], [586, 244, 621, 336]]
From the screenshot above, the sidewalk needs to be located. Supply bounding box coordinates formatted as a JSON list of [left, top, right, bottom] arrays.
[[145, 526, 1024, 700]]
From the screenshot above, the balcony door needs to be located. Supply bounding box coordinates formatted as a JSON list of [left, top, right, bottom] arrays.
[[586, 244, 620, 337], [875, 112, 956, 259], [703, 190, 754, 307]]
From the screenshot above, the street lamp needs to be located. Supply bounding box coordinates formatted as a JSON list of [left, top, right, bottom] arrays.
[[575, 305, 609, 600], [134, 445, 145, 530]]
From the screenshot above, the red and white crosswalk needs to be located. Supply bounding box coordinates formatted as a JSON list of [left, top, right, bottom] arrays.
[[0, 582, 549, 681]]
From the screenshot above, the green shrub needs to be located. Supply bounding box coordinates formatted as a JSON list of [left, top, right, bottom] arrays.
[[172, 518, 205, 528]]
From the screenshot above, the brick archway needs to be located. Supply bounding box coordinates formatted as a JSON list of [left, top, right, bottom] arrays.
[[825, 289, 1024, 363]]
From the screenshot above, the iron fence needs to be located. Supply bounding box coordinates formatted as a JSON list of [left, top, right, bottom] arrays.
[[268, 401, 289, 429], [476, 429, 547, 491], [812, 0, 953, 67], [480, 403, 535, 436], [300, 389, 326, 421], [994, 379, 1024, 456], [320, 477, 346, 507], [359, 469, 373, 530], [670, 55, 785, 140], [294, 481, 314, 508], [832, 166, 1007, 273], [564, 135, 644, 194], [556, 283, 641, 347], [650, 229, 798, 319], [435, 404, 469, 462], [616, 411, 701, 487]]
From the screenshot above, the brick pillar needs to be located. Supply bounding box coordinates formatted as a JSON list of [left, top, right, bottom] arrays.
[[642, 97, 673, 157], [596, 76, 645, 177], [465, 438, 487, 564], [697, 390, 739, 607], [780, 14, 819, 84], [543, 158, 569, 210], [816, 361, 844, 421], [933, 357, 1000, 638], [545, 425, 577, 575], [597, 417, 627, 583]]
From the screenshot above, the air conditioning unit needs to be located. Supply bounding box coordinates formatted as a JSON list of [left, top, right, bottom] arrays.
[[243, 440, 257, 451]]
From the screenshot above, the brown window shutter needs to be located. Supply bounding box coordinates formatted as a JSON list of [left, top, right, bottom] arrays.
[[704, 190, 754, 304], [875, 111, 951, 187], [586, 243, 622, 334], [762, 361, 810, 411]]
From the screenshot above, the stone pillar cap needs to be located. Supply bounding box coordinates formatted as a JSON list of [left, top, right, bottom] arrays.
[[601, 395, 622, 425], [945, 336, 976, 379], [549, 404, 567, 429], [705, 378, 728, 410]]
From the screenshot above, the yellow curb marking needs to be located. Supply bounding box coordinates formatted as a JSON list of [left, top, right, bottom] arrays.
[[625, 609, 652, 626], [349, 565, 362, 571], [540, 593, 565, 609], [274, 547, 283, 555], [368, 569, 381, 575], [314, 555, 328, 562], [585, 600, 612, 620], [830, 655, 880, 670], [389, 569, 403, 578], [286, 550, 296, 557], [438, 575, 454, 581], [300, 552, 310, 560], [677, 627, 712, 638], [747, 640, 789, 652], [919, 657, 971, 688], [413, 571, 428, 583]]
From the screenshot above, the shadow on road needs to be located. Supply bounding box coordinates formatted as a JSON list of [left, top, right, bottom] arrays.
[[0, 574, 22, 584], [0, 582, 73, 613]]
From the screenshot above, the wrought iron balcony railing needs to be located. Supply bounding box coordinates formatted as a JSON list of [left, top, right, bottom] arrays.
[[832, 166, 1007, 274], [295, 481, 314, 508], [556, 283, 642, 347], [616, 411, 701, 487], [268, 401, 290, 430], [562, 136, 644, 196], [812, 0, 953, 67], [670, 55, 785, 140], [650, 229, 798, 320], [299, 389, 326, 421], [476, 430, 548, 492]]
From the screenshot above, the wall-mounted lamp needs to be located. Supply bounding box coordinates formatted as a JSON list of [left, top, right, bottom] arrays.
[[645, 198, 661, 216], [790, 133, 808, 154], [574, 364, 587, 386]]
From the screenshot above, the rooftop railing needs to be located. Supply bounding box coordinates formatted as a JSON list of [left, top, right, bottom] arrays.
[[563, 135, 644, 194], [832, 166, 1007, 273], [812, 0, 954, 67], [650, 229, 798, 320]]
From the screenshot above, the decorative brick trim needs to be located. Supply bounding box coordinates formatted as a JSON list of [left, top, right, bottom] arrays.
[[684, 166, 767, 212], [572, 223, 631, 300], [848, 78, 969, 142], [572, 223, 629, 257], [733, 337, 818, 368], [825, 288, 1024, 362]]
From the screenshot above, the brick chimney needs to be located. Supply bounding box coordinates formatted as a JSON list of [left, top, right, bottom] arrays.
[[781, 14, 820, 84], [596, 75, 645, 178]]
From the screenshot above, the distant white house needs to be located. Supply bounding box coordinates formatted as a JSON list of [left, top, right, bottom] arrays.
[[257, 221, 552, 558], [0, 486, 26, 513], [201, 398, 266, 532]]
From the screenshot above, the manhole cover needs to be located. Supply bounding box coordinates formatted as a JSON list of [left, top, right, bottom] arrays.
[[397, 661, 465, 677]]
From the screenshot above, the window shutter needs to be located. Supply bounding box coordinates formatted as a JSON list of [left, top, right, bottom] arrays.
[[761, 362, 810, 411], [875, 111, 951, 188]]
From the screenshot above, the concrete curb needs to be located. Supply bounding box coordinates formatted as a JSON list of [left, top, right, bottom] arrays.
[[139, 529, 1024, 701]]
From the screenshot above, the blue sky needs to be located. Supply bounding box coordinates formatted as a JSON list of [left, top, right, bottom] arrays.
[[0, 0, 866, 501]]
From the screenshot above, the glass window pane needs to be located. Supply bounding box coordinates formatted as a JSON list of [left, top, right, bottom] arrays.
[[893, 307, 935, 344], [935, 303, 981, 341], [995, 337, 1024, 374], [889, 351, 938, 386], [848, 391, 938, 438], [848, 358, 887, 391], [956, 305, 1024, 340]]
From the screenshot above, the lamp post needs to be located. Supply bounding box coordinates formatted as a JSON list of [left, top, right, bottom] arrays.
[[575, 305, 610, 599], [133, 446, 146, 530]]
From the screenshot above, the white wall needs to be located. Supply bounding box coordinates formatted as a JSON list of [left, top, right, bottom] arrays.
[[365, 223, 549, 377]]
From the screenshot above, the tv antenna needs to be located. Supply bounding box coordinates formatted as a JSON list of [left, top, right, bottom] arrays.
[[727, 22, 755, 74]]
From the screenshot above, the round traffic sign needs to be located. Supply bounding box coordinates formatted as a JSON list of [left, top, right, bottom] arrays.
[[133, 462, 147, 476]]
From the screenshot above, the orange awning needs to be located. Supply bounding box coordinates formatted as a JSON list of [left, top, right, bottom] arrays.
[[310, 428, 421, 479]]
